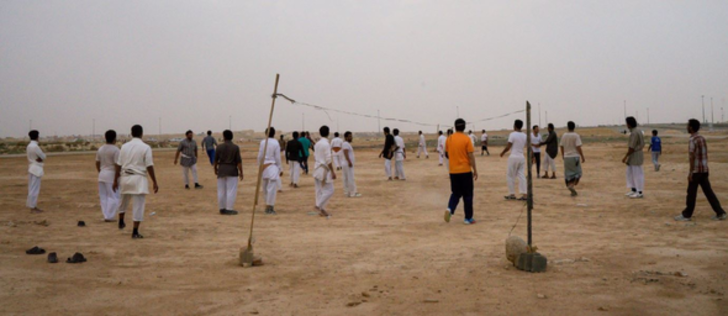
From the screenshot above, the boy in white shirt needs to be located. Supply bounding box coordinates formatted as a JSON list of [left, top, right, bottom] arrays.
[[114, 125, 159, 239], [480, 130, 490, 156], [314, 125, 336, 217], [468, 130, 477, 146], [417, 131, 429, 158], [393, 128, 406, 180], [257, 127, 283, 215], [96, 130, 120, 222], [500, 120, 528, 200], [437, 131, 446, 166], [560, 121, 586, 196], [531, 125, 543, 178], [331, 132, 344, 170], [26, 130, 46, 213], [342, 131, 361, 197]]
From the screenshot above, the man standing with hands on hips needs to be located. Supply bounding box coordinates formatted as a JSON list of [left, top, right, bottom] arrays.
[[114, 125, 159, 239]]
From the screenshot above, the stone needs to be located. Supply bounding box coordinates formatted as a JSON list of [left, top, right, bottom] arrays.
[[537, 294, 547, 299], [516, 252, 548, 273], [347, 302, 362, 307], [362, 292, 370, 298], [423, 299, 439, 303], [505, 236, 528, 264]]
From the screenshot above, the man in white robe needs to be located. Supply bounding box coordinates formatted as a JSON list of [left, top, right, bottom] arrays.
[[258, 127, 283, 215], [314, 125, 336, 217], [114, 125, 159, 239], [26, 130, 46, 213], [96, 130, 120, 221]]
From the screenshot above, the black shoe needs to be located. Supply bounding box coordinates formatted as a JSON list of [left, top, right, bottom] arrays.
[[77, 221, 86, 227], [47, 252, 58, 263], [118, 221, 126, 230], [220, 209, 238, 215], [185, 185, 190, 190], [26, 246, 46, 255], [194, 183, 203, 189], [132, 233, 144, 239], [66, 252, 87, 263], [264, 207, 277, 215]]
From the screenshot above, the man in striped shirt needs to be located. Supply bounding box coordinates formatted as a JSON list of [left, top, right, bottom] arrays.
[[675, 119, 726, 221]]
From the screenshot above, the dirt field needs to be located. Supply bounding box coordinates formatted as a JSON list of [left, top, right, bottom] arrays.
[[1, 135, 727, 315]]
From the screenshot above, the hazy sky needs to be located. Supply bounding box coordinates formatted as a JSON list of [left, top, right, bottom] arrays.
[[1, 1, 727, 138]]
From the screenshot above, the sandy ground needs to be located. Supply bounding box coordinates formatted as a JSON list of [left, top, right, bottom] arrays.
[[1, 138, 727, 315]]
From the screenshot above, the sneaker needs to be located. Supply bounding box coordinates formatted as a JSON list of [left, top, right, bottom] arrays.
[[630, 193, 644, 199], [194, 183, 204, 189], [444, 209, 452, 223], [463, 218, 476, 225], [674, 214, 691, 222], [568, 186, 578, 197], [625, 191, 636, 197], [265, 207, 277, 215], [350, 193, 362, 198], [711, 213, 727, 221]]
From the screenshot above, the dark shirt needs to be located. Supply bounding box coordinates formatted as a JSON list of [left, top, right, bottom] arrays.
[[541, 131, 559, 159], [215, 141, 242, 178], [285, 139, 304, 162], [382, 134, 395, 160], [298, 137, 311, 157]]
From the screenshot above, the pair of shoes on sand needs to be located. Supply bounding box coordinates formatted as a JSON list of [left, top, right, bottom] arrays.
[[26, 246, 86, 264]]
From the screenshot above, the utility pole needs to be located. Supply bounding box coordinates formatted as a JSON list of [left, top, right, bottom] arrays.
[[301, 113, 304, 131], [702, 95, 705, 124], [623, 100, 626, 119], [158, 117, 161, 138], [92, 119, 95, 140], [377, 109, 380, 132], [647, 108, 650, 125], [29, 119, 32, 132], [545, 111, 548, 126], [710, 97, 714, 131], [538, 103, 542, 127]]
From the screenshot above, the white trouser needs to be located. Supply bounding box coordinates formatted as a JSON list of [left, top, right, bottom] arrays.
[[276, 177, 282, 191], [384, 159, 392, 177], [342, 165, 357, 196], [289, 161, 301, 184], [626, 165, 645, 192], [262, 179, 278, 206], [395, 160, 406, 179], [118, 194, 146, 222], [438, 150, 444, 164], [507, 157, 527, 195], [417, 145, 429, 157], [182, 164, 198, 185], [27, 174, 41, 208], [98, 182, 120, 220], [543, 154, 557, 173], [333, 153, 341, 168], [217, 177, 238, 210], [315, 179, 335, 210]]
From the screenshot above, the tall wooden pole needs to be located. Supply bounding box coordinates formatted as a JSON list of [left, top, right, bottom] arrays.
[[247, 74, 280, 249], [526, 101, 533, 247]]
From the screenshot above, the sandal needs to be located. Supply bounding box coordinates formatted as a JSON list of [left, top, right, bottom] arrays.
[[504, 195, 517, 200], [26, 246, 46, 255], [48, 252, 58, 263], [517, 196, 528, 201]]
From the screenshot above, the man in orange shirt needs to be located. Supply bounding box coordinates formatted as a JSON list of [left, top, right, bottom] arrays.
[[444, 119, 479, 225]]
